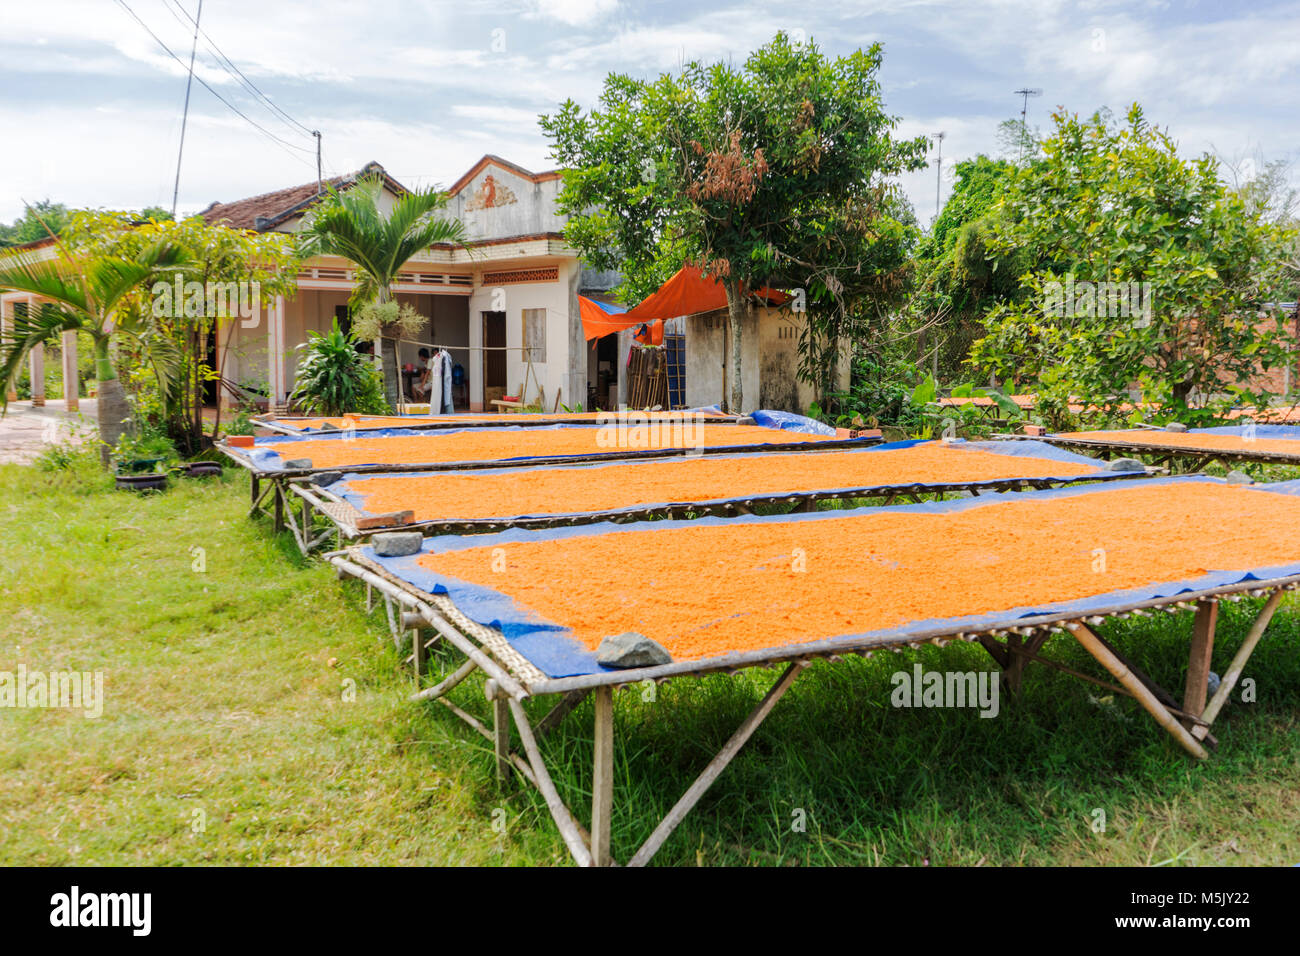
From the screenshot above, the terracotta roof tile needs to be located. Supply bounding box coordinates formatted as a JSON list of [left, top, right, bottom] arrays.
[[199, 161, 407, 232]]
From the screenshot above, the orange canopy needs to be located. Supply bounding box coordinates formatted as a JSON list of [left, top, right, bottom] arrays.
[[622, 266, 790, 322], [579, 295, 633, 341]]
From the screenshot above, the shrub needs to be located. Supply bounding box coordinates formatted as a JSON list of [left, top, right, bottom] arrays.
[[289, 321, 389, 417]]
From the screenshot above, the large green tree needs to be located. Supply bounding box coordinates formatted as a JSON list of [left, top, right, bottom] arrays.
[[973, 105, 1297, 421], [542, 32, 928, 411], [909, 156, 1026, 382]]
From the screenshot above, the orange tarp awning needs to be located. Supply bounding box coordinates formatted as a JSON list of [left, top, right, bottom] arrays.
[[579, 295, 635, 341], [622, 266, 790, 322]]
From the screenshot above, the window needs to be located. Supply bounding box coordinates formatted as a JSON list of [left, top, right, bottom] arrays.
[[522, 308, 547, 363]]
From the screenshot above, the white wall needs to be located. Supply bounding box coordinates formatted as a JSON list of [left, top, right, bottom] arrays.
[[462, 259, 582, 411]]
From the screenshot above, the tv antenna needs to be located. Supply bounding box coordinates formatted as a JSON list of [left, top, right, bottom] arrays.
[[1013, 88, 1042, 164]]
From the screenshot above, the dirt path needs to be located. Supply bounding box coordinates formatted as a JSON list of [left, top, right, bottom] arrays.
[[0, 400, 97, 465]]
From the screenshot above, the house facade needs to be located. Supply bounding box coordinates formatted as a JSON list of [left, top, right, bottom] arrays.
[[206, 155, 615, 413]]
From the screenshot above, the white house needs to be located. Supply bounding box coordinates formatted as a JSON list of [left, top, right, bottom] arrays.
[[205, 155, 616, 413]]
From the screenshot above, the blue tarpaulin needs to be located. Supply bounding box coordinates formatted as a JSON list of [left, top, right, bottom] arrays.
[[241, 419, 864, 473], [361, 475, 1300, 680]]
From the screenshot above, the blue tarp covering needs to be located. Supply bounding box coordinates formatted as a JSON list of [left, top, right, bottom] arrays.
[[749, 409, 836, 436], [242, 419, 863, 472], [329, 438, 1119, 523], [361, 474, 1300, 680]]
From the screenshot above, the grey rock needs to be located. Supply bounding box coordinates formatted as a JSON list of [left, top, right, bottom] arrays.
[[371, 531, 423, 557], [311, 471, 342, 486], [282, 458, 313, 470], [318, 422, 338, 432], [596, 631, 672, 669], [736, 416, 756, 426], [1207, 671, 1221, 695], [1106, 457, 1145, 473], [1226, 470, 1254, 485], [1164, 422, 1188, 433]]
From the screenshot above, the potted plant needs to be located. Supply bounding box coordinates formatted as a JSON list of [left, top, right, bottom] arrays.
[[112, 432, 175, 492]]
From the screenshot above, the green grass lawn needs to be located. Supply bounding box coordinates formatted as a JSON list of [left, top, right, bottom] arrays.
[[1, 459, 1298, 866]]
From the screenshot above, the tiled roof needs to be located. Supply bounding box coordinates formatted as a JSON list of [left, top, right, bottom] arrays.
[[199, 161, 407, 232]]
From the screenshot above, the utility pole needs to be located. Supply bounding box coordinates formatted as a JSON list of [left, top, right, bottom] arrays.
[[932, 131, 946, 225], [171, 0, 204, 218], [314, 130, 322, 194], [1013, 87, 1042, 165]]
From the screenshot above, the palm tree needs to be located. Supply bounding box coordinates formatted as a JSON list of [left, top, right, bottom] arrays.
[[0, 240, 188, 464], [298, 173, 469, 402]]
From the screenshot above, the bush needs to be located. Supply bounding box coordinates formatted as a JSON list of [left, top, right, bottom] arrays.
[[289, 321, 389, 417]]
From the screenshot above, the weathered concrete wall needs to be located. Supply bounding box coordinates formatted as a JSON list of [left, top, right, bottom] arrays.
[[681, 306, 847, 414], [684, 309, 759, 412], [446, 165, 565, 242]]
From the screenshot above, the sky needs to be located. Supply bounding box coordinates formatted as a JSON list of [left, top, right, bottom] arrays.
[[1, 0, 1296, 225]]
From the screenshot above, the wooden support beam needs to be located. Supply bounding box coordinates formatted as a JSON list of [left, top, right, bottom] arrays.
[[976, 635, 1009, 669], [273, 483, 285, 533], [1183, 599, 1219, 725], [591, 686, 615, 867], [489, 680, 511, 783], [1004, 634, 1025, 694], [1067, 622, 1208, 759], [1195, 589, 1285, 739], [534, 689, 589, 740], [506, 696, 593, 867], [628, 661, 804, 867], [411, 657, 478, 703]]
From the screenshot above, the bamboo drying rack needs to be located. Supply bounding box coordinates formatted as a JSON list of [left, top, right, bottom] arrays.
[[325, 544, 1300, 867]]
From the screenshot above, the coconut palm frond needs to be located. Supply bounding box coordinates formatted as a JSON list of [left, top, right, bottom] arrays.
[[0, 251, 92, 316]]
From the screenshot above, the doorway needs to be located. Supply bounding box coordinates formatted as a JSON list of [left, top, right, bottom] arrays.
[[482, 311, 506, 405]]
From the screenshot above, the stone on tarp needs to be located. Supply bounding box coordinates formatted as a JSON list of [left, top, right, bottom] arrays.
[[371, 531, 423, 557], [282, 458, 313, 470], [1226, 470, 1254, 485], [596, 632, 672, 669], [1164, 422, 1188, 432], [1106, 457, 1145, 472], [311, 471, 342, 486]]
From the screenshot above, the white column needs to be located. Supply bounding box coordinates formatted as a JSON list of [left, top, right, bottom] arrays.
[[27, 297, 44, 407], [272, 294, 286, 407], [61, 330, 78, 412], [468, 298, 484, 411], [1, 297, 15, 402]]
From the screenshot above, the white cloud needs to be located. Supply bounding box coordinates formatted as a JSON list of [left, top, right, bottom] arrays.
[[532, 0, 620, 27]]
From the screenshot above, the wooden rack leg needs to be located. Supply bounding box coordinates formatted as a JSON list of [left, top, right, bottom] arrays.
[[1004, 634, 1025, 694], [506, 696, 593, 867], [490, 683, 511, 783], [1067, 622, 1208, 759], [273, 483, 285, 533], [1183, 599, 1219, 730], [1195, 589, 1286, 739], [628, 661, 805, 867], [591, 686, 615, 867]]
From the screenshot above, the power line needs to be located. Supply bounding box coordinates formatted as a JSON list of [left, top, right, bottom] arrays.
[[170, 0, 202, 218], [163, 0, 315, 139], [112, 0, 317, 166]]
